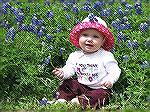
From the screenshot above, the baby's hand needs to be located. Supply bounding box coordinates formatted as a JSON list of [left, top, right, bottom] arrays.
[[101, 81, 113, 88], [52, 68, 64, 79]]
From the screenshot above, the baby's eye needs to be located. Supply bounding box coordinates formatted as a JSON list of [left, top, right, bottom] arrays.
[[82, 34, 88, 37], [93, 35, 99, 38]]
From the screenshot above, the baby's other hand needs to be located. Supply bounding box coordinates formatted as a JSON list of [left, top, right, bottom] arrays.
[[101, 81, 113, 88], [52, 68, 64, 79]]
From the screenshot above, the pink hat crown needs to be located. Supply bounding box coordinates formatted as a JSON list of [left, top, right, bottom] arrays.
[[70, 14, 114, 51]]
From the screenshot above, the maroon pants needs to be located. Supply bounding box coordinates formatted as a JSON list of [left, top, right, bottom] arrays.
[[55, 79, 112, 108]]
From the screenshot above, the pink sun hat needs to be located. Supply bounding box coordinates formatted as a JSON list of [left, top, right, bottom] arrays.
[[70, 14, 114, 51]]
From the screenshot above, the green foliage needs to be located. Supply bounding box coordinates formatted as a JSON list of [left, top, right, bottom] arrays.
[[0, 0, 150, 110]]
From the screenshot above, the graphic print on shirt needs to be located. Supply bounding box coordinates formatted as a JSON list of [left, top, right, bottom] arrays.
[[76, 63, 99, 82]]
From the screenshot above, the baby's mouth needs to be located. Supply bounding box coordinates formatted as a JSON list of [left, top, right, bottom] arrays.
[[85, 44, 94, 47]]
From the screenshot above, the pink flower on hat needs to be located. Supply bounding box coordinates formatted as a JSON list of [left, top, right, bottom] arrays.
[[70, 14, 114, 51]]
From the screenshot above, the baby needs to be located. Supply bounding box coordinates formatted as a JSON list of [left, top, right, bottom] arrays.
[[52, 14, 121, 109]]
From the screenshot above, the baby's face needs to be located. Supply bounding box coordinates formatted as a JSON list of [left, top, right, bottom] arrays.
[[79, 28, 105, 54]]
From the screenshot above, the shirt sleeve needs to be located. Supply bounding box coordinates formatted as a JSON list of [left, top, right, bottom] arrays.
[[62, 52, 76, 79], [101, 52, 121, 84]]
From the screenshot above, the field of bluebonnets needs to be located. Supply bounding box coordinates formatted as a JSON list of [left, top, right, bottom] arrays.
[[0, 0, 150, 111]]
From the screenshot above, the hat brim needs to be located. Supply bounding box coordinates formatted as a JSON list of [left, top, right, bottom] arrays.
[[70, 22, 114, 51]]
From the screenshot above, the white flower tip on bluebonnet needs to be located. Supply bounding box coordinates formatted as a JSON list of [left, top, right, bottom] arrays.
[[82, 13, 107, 27]]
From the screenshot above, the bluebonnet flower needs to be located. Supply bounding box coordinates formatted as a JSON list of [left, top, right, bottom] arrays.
[[125, 3, 132, 10], [2, 3, 8, 14], [39, 97, 48, 106], [38, 19, 44, 26], [81, 2, 91, 12], [125, 22, 131, 29], [135, 6, 142, 15], [46, 34, 52, 42], [39, 26, 45, 32], [44, 56, 51, 65], [139, 22, 148, 32], [47, 10, 54, 20], [93, 1, 103, 11], [27, 24, 37, 34], [117, 32, 126, 42], [88, 13, 98, 22], [1, 20, 10, 28], [127, 40, 132, 48], [122, 55, 128, 61], [111, 20, 120, 29], [140, 61, 149, 69], [60, 47, 65, 55], [132, 40, 139, 48], [146, 39, 150, 49], [72, 6, 78, 15], [31, 16, 39, 26], [55, 25, 62, 33], [121, 0, 127, 5], [18, 23, 26, 31], [37, 30, 45, 40], [16, 12, 24, 22], [26, 6, 30, 13], [44, 0, 50, 6], [48, 45, 53, 50], [101, 8, 111, 17], [117, 7, 124, 16], [6, 27, 16, 42], [66, 14, 71, 20], [108, 0, 114, 5], [134, 2, 141, 9], [110, 46, 115, 53], [122, 16, 128, 24]]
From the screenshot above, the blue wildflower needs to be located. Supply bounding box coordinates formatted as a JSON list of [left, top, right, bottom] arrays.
[[122, 55, 128, 61], [47, 10, 54, 19], [88, 13, 98, 22], [127, 40, 132, 48], [125, 3, 132, 10], [44, 56, 51, 65], [121, 0, 127, 5], [139, 22, 148, 32], [81, 2, 91, 12], [101, 8, 111, 17], [26, 6, 30, 13], [16, 12, 24, 22], [134, 2, 141, 9], [44, 0, 50, 6], [93, 1, 103, 11], [108, 0, 114, 5], [55, 25, 62, 33], [18, 23, 26, 31], [39, 26, 45, 32], [46, 34, 52, 42], [140, 61, 149, 69], [60, 47, 65, 55], [110, 46, 115, 53], [39, 97, 48, 106], [48, 45, 53, 50], [6, 27, 16, 42], [117, 32, 126, 42], [146, 39, 150, 49], [66, 14, 71, 20], [122, 16, 128, 24], [31, 16, 39, 26], [38, 19, 44, 26], [72, 6, 78, 15], [135, 6, 142, 15], [37, 30, 45, 40], [117, 7, 124, 16], [28, 24, 37, 34], [132, 40, 139, 49]]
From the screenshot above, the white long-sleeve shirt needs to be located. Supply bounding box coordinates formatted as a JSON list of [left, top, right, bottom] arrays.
[[62, 48, 121, 89]]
